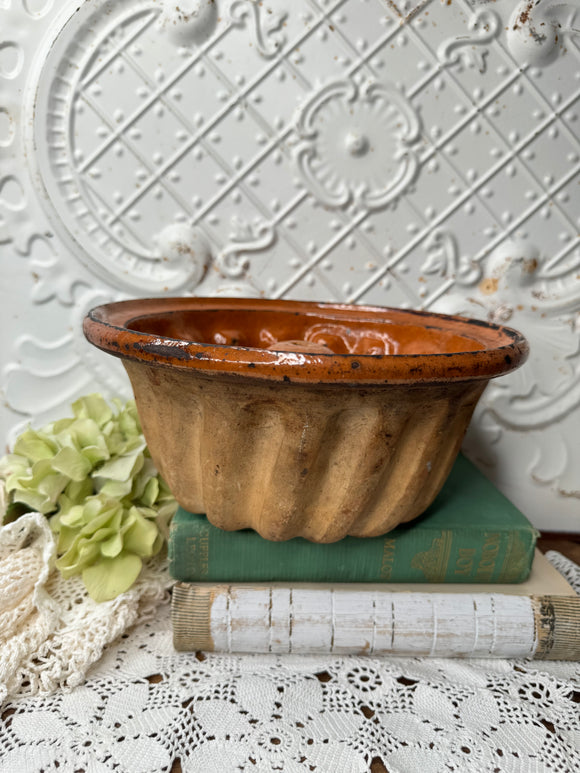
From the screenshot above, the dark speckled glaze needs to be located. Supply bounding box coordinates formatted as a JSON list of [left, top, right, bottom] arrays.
[[85, 296, 528, 384], [83, 298, 528, 541]]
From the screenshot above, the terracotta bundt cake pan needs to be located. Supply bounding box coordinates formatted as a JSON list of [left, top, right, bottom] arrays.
[[84, 297, 528, 542]]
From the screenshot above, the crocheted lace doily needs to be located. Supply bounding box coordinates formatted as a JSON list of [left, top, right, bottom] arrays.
[[0, 513, 171, 705], [0, 514, 579, 772]]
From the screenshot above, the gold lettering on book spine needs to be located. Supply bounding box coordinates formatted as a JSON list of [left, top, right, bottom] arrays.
[[172, 583, 215, 652], [475, 532, 501, 582], [379, 538, 397, 579], [532, 595, 580, 660], [182, 524, 210, 578], [410, 531, 453, 582], [498, 529, 534, 581], [198, 523, 210, 578]]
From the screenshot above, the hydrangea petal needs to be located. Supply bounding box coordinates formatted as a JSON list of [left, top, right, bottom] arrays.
[[54, 523, 80, 553], [118, 405, 141, 437], [56, 540, 101, 578], [68, 417, 107, 448], [0, 453, 29, 479], [50, 417, 75, 434], [13, 429, 56, 462], [141, 478, 159, 508], [72, 394, 113, 427], [59, 479, 94, 509], [97, 449, 145, 482], [59, 505, 86, 528], [82, 552, 143, 602], [37, 476, 69, 507], [10, 489, 50, 513], [98, 478, 134, 500], [11, 464, 69, 513], [123, 507, 160, 557], [82, 445, 111, 467], [100, 532, 123, 558], [78, 502, 123, 537]]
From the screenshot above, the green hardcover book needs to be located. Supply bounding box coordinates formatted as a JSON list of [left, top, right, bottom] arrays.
[[168, 455, 539, 584]]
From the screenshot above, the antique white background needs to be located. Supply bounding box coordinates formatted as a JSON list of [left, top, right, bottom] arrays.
[[0, 0, 578, 531]]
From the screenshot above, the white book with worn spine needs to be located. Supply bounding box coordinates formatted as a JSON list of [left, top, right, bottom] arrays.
[[172, 551, 580, 660]]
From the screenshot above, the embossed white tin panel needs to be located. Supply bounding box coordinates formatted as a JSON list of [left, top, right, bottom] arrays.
[[1, 0, 579, 530]]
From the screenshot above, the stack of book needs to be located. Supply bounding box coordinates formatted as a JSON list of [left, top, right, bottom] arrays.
[[168, 456, 580, 659]]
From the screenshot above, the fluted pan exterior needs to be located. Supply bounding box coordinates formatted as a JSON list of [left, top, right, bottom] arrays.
[[124, 361, 486, 542], [84, 298, 528, 542]]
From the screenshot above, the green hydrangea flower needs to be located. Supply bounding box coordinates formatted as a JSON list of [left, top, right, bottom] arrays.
[[0, 394, 177, 602]]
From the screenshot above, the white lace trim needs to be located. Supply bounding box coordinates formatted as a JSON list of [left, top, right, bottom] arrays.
[[0, 513, 171, 704]]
